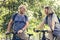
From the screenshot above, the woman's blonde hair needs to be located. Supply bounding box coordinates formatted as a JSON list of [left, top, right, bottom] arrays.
[[18, 4, 26, 13]]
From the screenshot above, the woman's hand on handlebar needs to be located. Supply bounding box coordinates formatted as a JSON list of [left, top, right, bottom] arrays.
[[48, 30, 52, 33]]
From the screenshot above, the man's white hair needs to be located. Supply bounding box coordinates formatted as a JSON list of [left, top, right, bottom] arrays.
[[18, 4, 26, 13]]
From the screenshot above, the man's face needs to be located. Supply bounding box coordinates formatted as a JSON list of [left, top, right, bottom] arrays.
[[44, 9, 49, 15], [20, 7, 26, 14]]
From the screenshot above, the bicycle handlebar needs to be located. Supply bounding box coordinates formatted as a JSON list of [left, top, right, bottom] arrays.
[[6, 32, 14, 35], [33, 28, 48, 33], [6, 31, 22, 35], [35, 30, 48, 32]]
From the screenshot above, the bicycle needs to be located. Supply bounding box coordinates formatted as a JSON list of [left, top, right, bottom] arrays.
[[6, 32, 33, 40], [33, 28, 57, 40], [5, 29, 57, 40]]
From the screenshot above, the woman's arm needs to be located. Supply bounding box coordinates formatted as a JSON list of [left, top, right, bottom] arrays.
[[51, 14, 59, 31], [37, 21, 45, 29]]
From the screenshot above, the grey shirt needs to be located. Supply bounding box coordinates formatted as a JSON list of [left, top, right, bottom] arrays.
[[44, 13, 59, 29]]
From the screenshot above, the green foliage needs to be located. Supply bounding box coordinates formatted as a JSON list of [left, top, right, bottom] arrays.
[[0, 0, 60, 33]]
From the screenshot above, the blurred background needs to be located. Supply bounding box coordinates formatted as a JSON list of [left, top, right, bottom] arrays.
[[0, 0, 60, 40]]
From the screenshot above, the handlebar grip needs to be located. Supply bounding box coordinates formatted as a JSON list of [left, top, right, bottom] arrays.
[[6, 32, 14, 35], [6, 32, 11, 35]]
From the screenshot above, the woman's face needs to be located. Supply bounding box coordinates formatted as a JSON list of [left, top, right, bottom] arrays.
[[44, 9, 49, 15]]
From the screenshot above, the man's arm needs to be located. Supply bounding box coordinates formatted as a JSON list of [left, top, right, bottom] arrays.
[[22, 21, 29, 31], [18, 21, 29, 34], [7, 19, 13, 32]]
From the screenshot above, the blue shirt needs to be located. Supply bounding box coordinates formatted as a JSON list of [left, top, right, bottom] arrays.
[[11, 13, 28, 33]]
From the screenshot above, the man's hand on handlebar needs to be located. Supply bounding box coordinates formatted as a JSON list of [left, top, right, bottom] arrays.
[[18, 30, 23, 34], [5, 31, 10, 35]]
